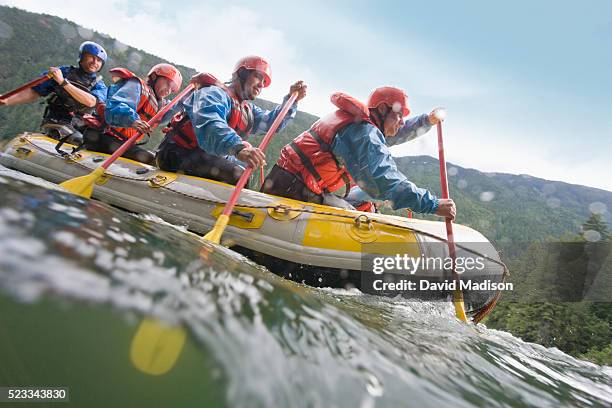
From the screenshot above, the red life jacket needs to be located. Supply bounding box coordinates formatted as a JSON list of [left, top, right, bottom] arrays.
[[276, 92, 373, 195], [161, 73, 254, 150], [105, 68, 160, 142], [355, 201, 377, 213]]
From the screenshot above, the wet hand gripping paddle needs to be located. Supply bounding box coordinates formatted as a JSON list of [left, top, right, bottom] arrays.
[[202, 91, 298, 244], [60, 84, 196, 198], [435, 114, 468, 323]]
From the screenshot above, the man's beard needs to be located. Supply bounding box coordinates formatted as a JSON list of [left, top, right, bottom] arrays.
[[242, 87, 256, 101]]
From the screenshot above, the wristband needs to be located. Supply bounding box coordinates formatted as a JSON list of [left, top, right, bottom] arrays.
[[59, 79, 69, 87], [232, 143, 246, 156]]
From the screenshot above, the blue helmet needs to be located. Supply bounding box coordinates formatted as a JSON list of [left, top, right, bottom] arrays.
[[78, 41, 107, 65]]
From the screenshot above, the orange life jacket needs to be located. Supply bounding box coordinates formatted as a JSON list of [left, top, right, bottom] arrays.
[[105, 68, 160, 142], [355, 201, 377, 213], [276, 92, 373, 195], [161, 73, 254, 150]]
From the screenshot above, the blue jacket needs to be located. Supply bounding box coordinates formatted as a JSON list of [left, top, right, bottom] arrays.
[[33, 65, 107, 102], [104, 78, 143, 127], [104, 79, 177, 126], [180, 86, 297, 156], [387, 114, 433, 146], [104, 78, 182, 128], [331, 117, 439, 214]]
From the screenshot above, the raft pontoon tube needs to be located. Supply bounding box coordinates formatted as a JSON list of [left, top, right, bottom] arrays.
[[0, 134, 509, 321]]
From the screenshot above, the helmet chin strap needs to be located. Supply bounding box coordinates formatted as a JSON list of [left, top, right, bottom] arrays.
[[370, 108, 386, 134], [228, 81, 245, 102], [237, 82, 249, 101], [232, 68, 254, 101], [148, 75, 162, 100]]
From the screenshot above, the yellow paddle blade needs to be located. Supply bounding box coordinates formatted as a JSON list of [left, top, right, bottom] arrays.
[[59, 167, 106, 198], [129, 318, 187, 376], [202, 214, 230, 244], [453, 289, 468, 322]]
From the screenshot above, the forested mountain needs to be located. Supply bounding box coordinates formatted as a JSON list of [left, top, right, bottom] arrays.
[[393, 156, 612, 256], [0, 5, 318, 154]]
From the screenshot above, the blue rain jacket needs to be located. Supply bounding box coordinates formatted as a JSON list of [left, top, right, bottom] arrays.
[[104, 79, 180, 128], [332, 117, 439, 214], [180, 86, 297, 156], [387, 114, 432, 146]]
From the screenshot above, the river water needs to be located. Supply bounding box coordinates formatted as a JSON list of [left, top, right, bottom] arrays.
[[0, 166, 610, 407]]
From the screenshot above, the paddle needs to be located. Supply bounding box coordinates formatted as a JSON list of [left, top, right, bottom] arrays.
[[60, 83, 196, 198], [259, 167, 265, 189], [203, 92, 298, 244], [0, 73, 53, 101], [436, 116, 469, 323], [129, 318, 187, 376]]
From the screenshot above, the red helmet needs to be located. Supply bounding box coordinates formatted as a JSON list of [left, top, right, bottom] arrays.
[[367, 86, 410, 117], [233, 55, 272, 87], [147, 63, 183, 93]]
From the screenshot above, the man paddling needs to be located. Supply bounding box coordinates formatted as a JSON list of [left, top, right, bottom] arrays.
[[83, 63, 183, 164], [156, 55, 307, 185], [261, 87, 456, 220], [0, 41, 108, 144], [344, 97, 446, 213]]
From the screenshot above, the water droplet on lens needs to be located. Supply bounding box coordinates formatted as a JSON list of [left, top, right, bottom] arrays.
[[542, 183, 556, 195], [0, 20, 14, 39], [60, 23, 77, 39], [480, 191, 495, 202], [77, 26, 93, 39], [127, 51, 143, 71], [588, 202, 607, 215], [113, 40, 128, 54], [546, 197, 561, 208], [583, 230, 601, 242]]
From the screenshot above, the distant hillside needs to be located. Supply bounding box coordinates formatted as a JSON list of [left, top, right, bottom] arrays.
[[1, 5, 610, 255], [0, 6, 318, 152], [393, 156, 612, 255], [0, 6, 196, 139]]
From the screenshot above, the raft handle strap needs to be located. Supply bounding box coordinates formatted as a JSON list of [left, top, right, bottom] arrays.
[[272, 204, 291, 214], [354, 214, 373, 230], [231, 209, 254, 223]]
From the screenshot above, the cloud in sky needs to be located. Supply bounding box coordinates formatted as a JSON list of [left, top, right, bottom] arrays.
[[1, 0, 324, 109], [390, 120, 610, 192], [1, 0, 610, 192], [0, 0, 488, 114]]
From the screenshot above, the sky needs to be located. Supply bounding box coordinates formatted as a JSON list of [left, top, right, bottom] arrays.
[[1, 0, 611, 191]]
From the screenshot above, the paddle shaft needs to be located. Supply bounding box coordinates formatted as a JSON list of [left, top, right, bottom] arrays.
[[0, 74, 52, 101], [436, 122, 457, 259], [259, 167, 265, 188], [219, 92, 298, 217], [437, 121, 468, 321], [99, 84, 195, 171]]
